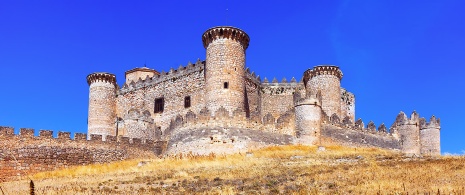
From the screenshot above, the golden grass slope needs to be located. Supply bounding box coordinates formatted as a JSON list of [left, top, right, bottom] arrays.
[[1, 145, 465, 194]]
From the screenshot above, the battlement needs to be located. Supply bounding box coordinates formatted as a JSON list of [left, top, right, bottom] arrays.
[[118, 59, 205, 95], [86, 72, 117, 86], [393, 111, 420, 127], [202, 26, 250, 49], [164, 106, 296, 138], [244, 67, 261, 85], [303, 65, 343, 86], [0, 126, 157, 147], [420, 115, 441, 129], [262, 77, 300, 86]]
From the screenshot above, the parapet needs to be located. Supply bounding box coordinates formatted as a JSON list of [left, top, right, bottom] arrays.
[[303, 65, 343, 86], [118, 60, 205, 95], [86, 72, 117, 86], [419, 115, 441, 130], [0, 126, 157, 150], [392, 111, 420, 127], [202, 26, 250, 49]]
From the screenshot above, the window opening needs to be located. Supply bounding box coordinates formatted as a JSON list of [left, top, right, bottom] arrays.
[[184, 96, 191, 108], [224, 82, 229, 89], [154, 98, 164, 113]]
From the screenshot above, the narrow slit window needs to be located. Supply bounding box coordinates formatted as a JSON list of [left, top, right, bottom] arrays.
[[184, 96, 191, 108], [224, 82, 229, 89], [154, 98, 164, 113]]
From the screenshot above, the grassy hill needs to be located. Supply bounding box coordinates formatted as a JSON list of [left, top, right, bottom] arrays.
[[1, 145, 464, 194]]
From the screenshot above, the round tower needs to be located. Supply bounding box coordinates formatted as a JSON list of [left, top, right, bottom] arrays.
[[202, 26, 250, 116], [392, 111, 421, 155], [419, 116, 441, 156], [294, 93, 322, 145], [303, 66, 343, 118], [87, 72, 117, 138]]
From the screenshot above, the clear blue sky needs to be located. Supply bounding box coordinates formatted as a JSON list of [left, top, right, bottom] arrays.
[[0, 0, 464, 154]]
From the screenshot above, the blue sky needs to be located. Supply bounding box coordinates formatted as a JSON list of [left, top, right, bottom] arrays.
[[0, 0, 464, 154]]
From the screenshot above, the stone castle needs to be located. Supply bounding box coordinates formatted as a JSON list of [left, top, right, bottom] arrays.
[[86, 26, 441, 156], [0, 26, 441, 182]]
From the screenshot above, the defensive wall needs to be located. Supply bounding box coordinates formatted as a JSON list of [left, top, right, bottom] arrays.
[[0, 127, 165, 182]]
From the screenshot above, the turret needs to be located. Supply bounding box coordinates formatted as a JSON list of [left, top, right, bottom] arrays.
[[294, 91, 322, 145], [125, 67, 159, 84], [419, 116, 441, 156], [303, 66, 343, 118], [202, 26, 250, 116], [86, 72, 117, 139], [392, 111, 421, 155]]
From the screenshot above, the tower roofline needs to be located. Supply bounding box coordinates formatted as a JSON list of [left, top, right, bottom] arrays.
[[125, 67, 160, 78], [86, 72, 117, 86], [303, 65, 343, 87], [202, 26, 250, 49]]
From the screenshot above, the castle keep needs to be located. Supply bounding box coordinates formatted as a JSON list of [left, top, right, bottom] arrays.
[[86, 26, 441, 156]]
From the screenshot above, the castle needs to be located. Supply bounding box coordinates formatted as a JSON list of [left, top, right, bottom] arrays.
[[86, 26, 441, 156]]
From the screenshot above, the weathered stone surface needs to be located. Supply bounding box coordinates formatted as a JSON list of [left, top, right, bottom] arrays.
[[0, 127, 163, 182]]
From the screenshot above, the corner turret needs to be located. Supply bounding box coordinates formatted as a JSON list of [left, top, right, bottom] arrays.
[[87, 72, 117, 139], [125, 67, 159, 84], [419, 116, 441, 156], [294, 91, 323, 145], [391, 111, 421, 155], [303, 66, 343, 118], [202, 26, 250, 116]]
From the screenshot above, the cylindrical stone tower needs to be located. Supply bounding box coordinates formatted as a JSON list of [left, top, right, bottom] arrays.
[[294, 94, 322, 145], [303, 66, 343, 118], [393, 111, 421, 155], [202, 26, 250, 116], [419, 116, 441, 156], [87, 72, 117, 138]]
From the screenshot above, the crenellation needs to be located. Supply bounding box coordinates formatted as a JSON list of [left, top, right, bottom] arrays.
[[354, 119, 364, 130], [378, 123, 388, 133], [0, 126, 159, 182], [0, 126, 14, 136], [20, 128, 34, 138], [39, 130, 53, 138], [75, 133, 87, 141], [58, 132, 71, 140], [367, 121, 376, 133]]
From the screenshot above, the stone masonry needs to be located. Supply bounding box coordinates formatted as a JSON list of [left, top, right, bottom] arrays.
[[84, 26, 440, 156], [0, 127, 165, 182]]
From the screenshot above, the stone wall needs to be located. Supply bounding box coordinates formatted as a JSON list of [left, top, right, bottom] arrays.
[[260, 80, 304, 120], [117, 61, 207, 138], [0, 127, 164, 182], [321, 124, 401, 150], [244, 69, 261, 117], [340, 88, 355, 123]]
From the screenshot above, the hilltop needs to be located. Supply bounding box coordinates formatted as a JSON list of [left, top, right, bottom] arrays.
[[1, 145, 464, 194]]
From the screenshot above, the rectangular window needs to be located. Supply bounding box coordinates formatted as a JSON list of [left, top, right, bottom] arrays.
[[184, 96, 191, 108], [154, 98, 164, 113], [224, 82, 229, 89]]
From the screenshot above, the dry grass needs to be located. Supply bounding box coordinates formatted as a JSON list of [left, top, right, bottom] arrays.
[[1, 145, 465, 194]]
